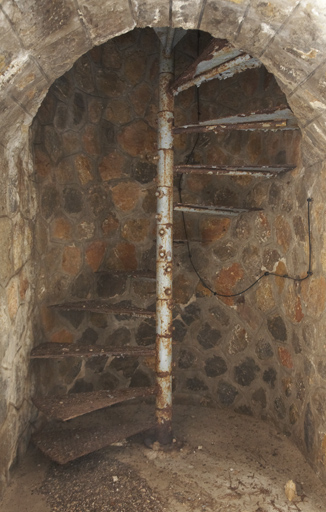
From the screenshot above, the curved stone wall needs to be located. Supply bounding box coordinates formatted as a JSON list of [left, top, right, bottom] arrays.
[[1, 0, 326, 492]]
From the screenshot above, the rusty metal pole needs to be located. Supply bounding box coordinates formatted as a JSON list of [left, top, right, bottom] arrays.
[[155, 40, 174, 445]]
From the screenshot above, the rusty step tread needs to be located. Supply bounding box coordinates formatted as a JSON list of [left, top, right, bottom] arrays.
[[174, 203, 262, 216], [49, 300, 155, 318], [96, 270, 155, 279], [30, 342, 155, 359], [32, 387, 156, 421], [171, 38, 261, 95], [173, 106, 298, 134], [174, 164, 296, 177], [32, 419, 155, 464]]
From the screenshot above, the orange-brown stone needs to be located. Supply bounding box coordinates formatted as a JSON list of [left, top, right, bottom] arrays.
[[278, 347, 293, 369], [86, 240, 107, 271], [174, 273, 194, 304], [107, 242, 138, 270], [62, 245, 81, 275], [117, 120, 156, 159], [111, 181, 141, 212], [130, 82, 152, 116], [99, 151, 125, 181], [276, 216, 292, 252], [255, 212, 271, 243], [104, 100, 133, 125], [186, 174, 212, 193], [51, 329, 74, 344], [275, 260, 287, 294], [256, 279, 275, 312], [82, 124, 100, 156], [6, 278, 19, 321], [196, 280, 214, 297], [302, 275, 326, 316], [200, 217, 230, 243], [284, 285, 304, 323], [122, 218, 150, 243], [74, 154, 93, 185], [124, 51, 146, 85], [101, 214, 119, 235], [51, 217, 72, 240], [215, 263, 244, 306]]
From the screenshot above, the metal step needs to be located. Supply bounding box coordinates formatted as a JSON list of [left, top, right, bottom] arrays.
[[32, 419, 155, 464], [49, 300, 155, 318], [171, 38, 261, 95], [174, 203, 261, 216], [96, 270, 155, 280], [32, 387, 156, 421], [173, 106, 299, 134], [174, 164, 296, 177], [30, 342, 155, 359]]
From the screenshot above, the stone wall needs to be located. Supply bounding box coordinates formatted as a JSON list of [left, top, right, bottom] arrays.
[[1, 0, 326, 494], [32, 26, 304, 445]]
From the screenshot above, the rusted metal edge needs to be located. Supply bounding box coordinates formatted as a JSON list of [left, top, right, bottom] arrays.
[[171, 38, 261, 95], [49, 300, 155, 318], [32, 420, 156, 464], [32, 387, 156, 421], [174, 164, 296, 177], [30, 342, 155, 359], [174, 203, 262, 216], [173, 106, 299, 134]]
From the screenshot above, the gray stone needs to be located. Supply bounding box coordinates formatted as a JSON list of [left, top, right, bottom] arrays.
[[209, 305, 230, 326], [44, 126, 63, 164], [132, 161, 156, 184], [267, 316, 287, 342], [0, 217, 12, 282], [69, 379, 94, 393], [41, 185, 59, 219], [63, 188, 83, 214], [97, 273, 127, 299], [217, 381, 238, 407], [256, 338, 274, 360], [71, 273, 94, 298], [204, 356, 227, 378], [86, 355, 108, 373], [77, 327, 98, 345], [235, 358, 260, 387], [263, 368, 277, 389], [73, 92, 86, 126], [106, 327, 131, 346], [178, 349, 195, 369], [181, 303, 201, 326], [130, 369, 152, 387], [197, 323, 222, 350], [274, 397, 286, 420], [186, 377, 208, 392], [59, 310, 85, 328], [173, 319, 187, 343]]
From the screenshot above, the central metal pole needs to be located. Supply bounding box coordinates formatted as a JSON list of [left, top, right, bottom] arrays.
[[155, 41, 174, 445]]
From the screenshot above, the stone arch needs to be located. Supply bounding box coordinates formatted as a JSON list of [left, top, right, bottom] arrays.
[[1, 0, 326, 492]]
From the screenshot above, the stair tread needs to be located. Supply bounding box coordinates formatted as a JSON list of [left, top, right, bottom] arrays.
[[32, 419, 155, 464], [49, 300, 155, 318], [174, 203, 262, 216], [30, 342, 155, 359], [171, 38, 261, 95], [32, 387, 156, 421], [173, 106, 298, 133], [174, 164, 296, 177]]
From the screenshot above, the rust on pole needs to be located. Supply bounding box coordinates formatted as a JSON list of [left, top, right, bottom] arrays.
[[155, 36, 174, 445]]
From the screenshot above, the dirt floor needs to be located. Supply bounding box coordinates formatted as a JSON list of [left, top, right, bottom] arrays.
[[1, 404, 326, 512]]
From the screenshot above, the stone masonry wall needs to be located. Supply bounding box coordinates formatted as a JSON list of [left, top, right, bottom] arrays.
[[2, 0, 326, 493], [32, 27, 305, 448]]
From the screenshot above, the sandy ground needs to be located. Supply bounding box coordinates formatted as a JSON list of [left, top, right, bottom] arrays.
[[1, 404, 326, 512]]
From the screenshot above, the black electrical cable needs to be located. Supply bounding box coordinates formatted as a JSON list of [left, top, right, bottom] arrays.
[[177, 33, 313, 298]]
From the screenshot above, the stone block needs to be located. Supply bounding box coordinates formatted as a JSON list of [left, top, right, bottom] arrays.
[[117, 120, 156, 160], [186, 376, 208, 392], [256, 338, 274, 360], [205, 355, 227, 378], [267, 315, 287, 341], [50, 216, 72, 240], [228, 325, 250, 354], [106, 242, 137, 270], [6, 277, 19, 321], [74, 154, 93, 185], [200, 0, 247, 41], [130, 0, 170, 27], [197, 322, 221, 350], [199, 217, 230, 243], [173, 273, 195, 304], [122, 218, 150, 243], [101, 214, 119, 235], [284, 285, 304, 323], [78, 0, 135, 45], [217, 380, 238, 407], [214, 263, 244, 306], [96, 69, 126, 97], [235, 358, 260, 387], [104, 99, 133, 125], [301, 275, 326, 317], [62, 130, 82, 156], [82, 124, 101, 156], [77, 221, 95, 240], [44, 126, 63, 164], [86, 241, 107, 271], [130, 82, 152, 116], [276, 216, 292, 252], [34, 147, 52, 179], [63, 187, 83, 214], [254, 212, 271, 243], [99, 151, 126, 181], [62, 245, 81, 275], [178, 349, 195, 369], [111, 181, 141, 211], [173, 319, 187, 342], [172, 0, 202, 29], [278, 347, 293, 369], [136, 319, 155, 346]]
